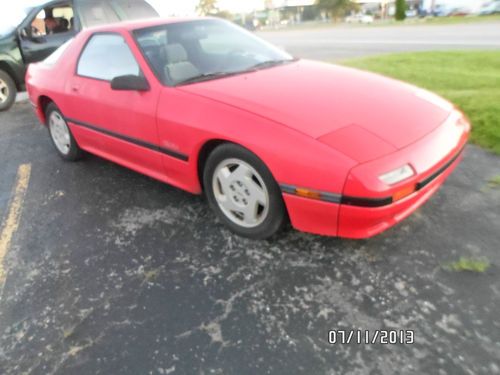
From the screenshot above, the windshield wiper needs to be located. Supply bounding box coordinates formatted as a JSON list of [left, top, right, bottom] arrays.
[[246, 58, 297, 72], [176, 71, 239, 85], [175, 59, 298, 86]]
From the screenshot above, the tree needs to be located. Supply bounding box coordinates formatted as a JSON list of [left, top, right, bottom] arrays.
[[395, 0, 407, 20], [317, 0, 358, 19], [197, 0, 218, 16], [214, 10, 233, 20]]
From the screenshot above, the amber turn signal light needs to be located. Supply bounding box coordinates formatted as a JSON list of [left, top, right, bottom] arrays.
[[295, 188, 322, 200], [392, 185, 416, 202]]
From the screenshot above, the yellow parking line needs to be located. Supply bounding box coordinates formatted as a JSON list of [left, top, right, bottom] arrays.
[[0, 164, 31, 287]]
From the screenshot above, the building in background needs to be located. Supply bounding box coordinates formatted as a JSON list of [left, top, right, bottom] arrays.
[[420, 0, 486, 15], [353, 0, 486, 17], [144, 0, 490, 26], [352, 0, 416, 18], [266, 0, 318, 24]]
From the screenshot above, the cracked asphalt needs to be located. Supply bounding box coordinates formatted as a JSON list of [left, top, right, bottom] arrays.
[[1, 86, 500, 373]]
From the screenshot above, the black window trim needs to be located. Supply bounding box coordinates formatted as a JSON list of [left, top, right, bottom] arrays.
[[75, 31, 146, 83]]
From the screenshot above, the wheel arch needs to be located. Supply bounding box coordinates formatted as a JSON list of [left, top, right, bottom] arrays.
[[196, 139, 228, 191], [196, 139, 281, 192], [195, 139, 287, 216], [0, 61, 21, 91], [38, 95, 56, 124]]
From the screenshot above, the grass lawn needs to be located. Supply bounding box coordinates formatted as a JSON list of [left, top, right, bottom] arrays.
[[342, 51, 500, 155]]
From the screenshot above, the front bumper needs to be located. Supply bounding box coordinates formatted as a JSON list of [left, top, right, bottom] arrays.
[[282, 111, 470, 238], [337, 147, 464, 238], [282, 146, 464, 238]]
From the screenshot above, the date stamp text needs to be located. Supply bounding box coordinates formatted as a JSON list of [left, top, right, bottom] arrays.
[[328, 330, 414, 345]]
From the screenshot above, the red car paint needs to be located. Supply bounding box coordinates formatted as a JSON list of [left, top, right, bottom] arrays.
[[26, 18, 470, 238]]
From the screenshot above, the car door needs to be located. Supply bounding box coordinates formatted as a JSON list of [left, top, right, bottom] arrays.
[[65, 32, 164, 180], [19, 1, 78, 64]]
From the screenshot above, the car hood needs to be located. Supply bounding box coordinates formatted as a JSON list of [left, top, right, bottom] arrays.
[[180, 59, 452, 161]]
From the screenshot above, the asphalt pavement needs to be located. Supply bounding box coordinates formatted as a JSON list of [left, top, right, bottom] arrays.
[[2, 21, 500, 375], [259, 20, 500, 60]]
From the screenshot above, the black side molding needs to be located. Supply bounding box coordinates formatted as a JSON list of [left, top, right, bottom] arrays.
[[416, 145, 464, 190], [340, 195, 393, 207], [65, 117, 189, 162]]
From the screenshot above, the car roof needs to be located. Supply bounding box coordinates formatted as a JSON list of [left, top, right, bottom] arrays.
[[81, 17, 210, 34]]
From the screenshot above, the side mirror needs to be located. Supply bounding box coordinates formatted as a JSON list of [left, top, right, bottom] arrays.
[[110, 75, 150, 91]]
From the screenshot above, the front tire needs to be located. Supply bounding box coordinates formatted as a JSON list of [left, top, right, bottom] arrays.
[[203, 143, 286, 239], [46, 103, 83, 161], [0, 70, 17, 112]]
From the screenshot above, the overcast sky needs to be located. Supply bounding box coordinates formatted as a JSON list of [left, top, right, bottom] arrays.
[[147, 0, 268, 16]]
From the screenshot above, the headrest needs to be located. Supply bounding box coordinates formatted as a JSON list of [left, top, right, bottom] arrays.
[[165, 44, 188, 64]]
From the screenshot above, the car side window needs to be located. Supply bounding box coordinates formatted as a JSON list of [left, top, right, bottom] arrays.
[[30, 4, 74, 37], [77, 34, 141, 81]]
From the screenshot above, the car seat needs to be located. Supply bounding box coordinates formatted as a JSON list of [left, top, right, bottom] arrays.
[[164, 44, 199, 84]]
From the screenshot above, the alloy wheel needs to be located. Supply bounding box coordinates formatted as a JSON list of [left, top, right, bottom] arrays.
[[0, 78, 9, 104], [49, 111, 71, 155], [212, 158, 270, 228]]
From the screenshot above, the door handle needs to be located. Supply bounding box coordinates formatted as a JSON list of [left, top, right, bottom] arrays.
[[71, 85, 79, 92]]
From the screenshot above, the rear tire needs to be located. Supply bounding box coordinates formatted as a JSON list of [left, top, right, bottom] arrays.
[[203, 143, 286, 239], [0, 70, 17, 112], [46, 103, 83, 161]]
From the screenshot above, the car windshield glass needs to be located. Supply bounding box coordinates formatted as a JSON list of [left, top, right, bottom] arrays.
[[133, 19, 294, 86]]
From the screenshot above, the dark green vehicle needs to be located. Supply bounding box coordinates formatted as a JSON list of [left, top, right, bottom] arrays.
[[0, 0, 158, 111]]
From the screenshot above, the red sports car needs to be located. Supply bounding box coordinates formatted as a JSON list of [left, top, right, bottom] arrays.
[[26, 18, 470, 239]]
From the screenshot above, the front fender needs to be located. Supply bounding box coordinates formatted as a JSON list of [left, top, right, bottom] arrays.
[[156, 87, 358, 196]]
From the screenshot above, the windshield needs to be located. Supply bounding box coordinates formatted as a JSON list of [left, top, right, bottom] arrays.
[[133, 19, 294, 86]]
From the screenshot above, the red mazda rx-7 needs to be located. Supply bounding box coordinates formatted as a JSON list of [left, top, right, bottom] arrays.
[[26, 18, 470, 239]]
